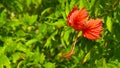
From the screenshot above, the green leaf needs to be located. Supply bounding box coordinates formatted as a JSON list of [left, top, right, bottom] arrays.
[[44, 30, 58, 48], [0, 54, 11, 68], [90, 0, 96, 9], [12, 52, 21, 63], [21, 13, 38, 25], [61, 29, 73, 46], [0, 10, 7, 27], [14, 1, 23, 11], [32, 0, 42, 7], [61, 11, 66, 20], [44, 62, 55, 68], [29, 15, 38, 25], [79, 0, 89, 9], [26, 0, 32, 7], [106, 16, 112, 32], [39, 24, 47, 33], [39, 53, 45, 64], [25, 39, 38, 46], [65, 1, 69, 16], [70, 0, 76, 9], [4, 37, 17, 53], [79, 0, 84, 8], [41, 8, 51, 15], [113, 23, 120, 40], [0, 47, 4, 56], [16, 30, 26, 37], [82, 50, 91, 64], [46, 19, 65, 27], [16, 42, 26, 52]]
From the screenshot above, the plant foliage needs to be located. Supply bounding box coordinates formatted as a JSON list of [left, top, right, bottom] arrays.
[[0, 0, 120, 68]]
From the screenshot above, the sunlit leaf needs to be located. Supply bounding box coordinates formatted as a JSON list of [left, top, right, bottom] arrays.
[[0, 54, 11, 68], [106, 16, 112, 32], [0, 10, 7, 27], [26, 0, 32, 7], [16, 30, 26, 37], [39, 53, 45, 64], [12, 52, 21, 63], [43, 62, 55, 68], [25, 39, 38, 46]]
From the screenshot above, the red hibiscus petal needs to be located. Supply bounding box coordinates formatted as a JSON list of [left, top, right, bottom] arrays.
[[82, 19, 102, 40], [77, 8, 88, 20], [67, 6, 78, 26], [67, 6, 88, 31]]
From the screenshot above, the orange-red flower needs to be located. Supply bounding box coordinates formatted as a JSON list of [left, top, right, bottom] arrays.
[[67, 6, 88, 31], [82, 19, 102, 40]]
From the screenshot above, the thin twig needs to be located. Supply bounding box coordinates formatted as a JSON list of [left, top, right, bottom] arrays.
[[60, 31, 79, 59]]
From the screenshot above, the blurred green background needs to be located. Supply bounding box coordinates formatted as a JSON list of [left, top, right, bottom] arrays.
[[0, 0, 120, 68]]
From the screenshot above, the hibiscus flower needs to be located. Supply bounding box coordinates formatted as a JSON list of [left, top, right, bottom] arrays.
[[67, 6, 88, 31], [82, 19, 102, 40]]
